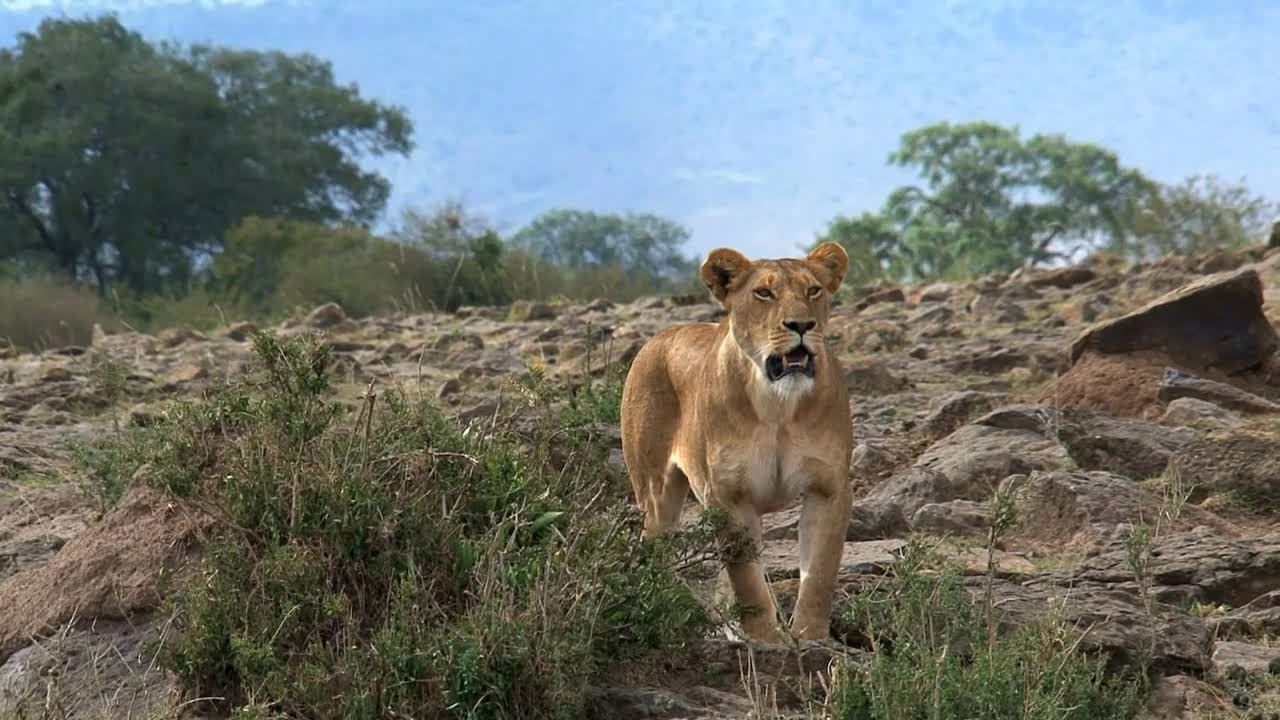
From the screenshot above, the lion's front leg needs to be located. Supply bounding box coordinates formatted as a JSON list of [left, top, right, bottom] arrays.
[[792, 463, 851, 640], [712, 501, 784, 643]]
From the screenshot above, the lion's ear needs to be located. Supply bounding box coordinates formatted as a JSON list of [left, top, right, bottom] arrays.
[[700, 248, 753, 303], [806, 242, 849, 293]]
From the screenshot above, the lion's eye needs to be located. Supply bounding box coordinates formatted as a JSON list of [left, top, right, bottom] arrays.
[[807, 286, 823, 299], [753, 288, 774, 301]]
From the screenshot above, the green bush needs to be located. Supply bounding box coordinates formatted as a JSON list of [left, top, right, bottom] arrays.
[[90, 332, 712, 718], [214, 216, 444, 319], [829, 538, 1147, 720]]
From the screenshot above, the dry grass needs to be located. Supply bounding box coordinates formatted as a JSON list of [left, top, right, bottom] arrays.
[[0, 274, 122, 352]]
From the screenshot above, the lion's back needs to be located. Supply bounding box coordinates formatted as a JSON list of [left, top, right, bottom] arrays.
[[628, 322, 722, 394]]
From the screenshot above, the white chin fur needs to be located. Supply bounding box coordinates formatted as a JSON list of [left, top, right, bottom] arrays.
[[766, 372, 815, 401]]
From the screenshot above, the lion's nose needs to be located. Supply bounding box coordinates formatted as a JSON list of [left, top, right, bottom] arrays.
[[783, 320, 815, 336]]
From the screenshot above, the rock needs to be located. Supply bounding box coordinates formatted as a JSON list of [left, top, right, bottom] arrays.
[[433, 332, 485, 353], [458, 400, 500, 425], [848, 419, 1071, 539], [1049, 408, 1197, 482], [1055, 296, 1109, 325], [1070, 527, 1280, 609], [437, 378, 462, 399], [1160, 397, 1244, 430], [968, 293, 1028, 323], [1001, 470, 1218, 550], [453, 305, 480, 318], [1158, 368, 1280, 414], [976, 576, 1211, 674], [921, 391, 1005, 440], [0, 535, 65, 581], [1195, 249, 1246, 275], [164, 363, 208, 387], [761, 539, 904, 580], [1026, 266, 1097, 289], [1041, 267, 1280, 418], [558, 341, 590, 364], [305, 302, 348, 328], [1139, 674, 1236, 719], [156, 327, 206, 349], [0, 618, 178, 719], [845, 320, 907, 354], [588, 639, 841, 719], [849, 440, 910, 482], [508, 301, 556, 322], [1212, 641, 1280, 678], [944, 347, 1029, 374], [534, 326, 563, 342], [912, 283, 955, 303], [1213, 590, 1280, 639], [1169, 432, 1280, 506], [910, 500, 991, 535], [586, 686, 754, 719], [40, 366, 72, 383], [907, 304, 953, 326], [221, 321, 259, 342], [853, 286, 905, 311], [845, 361, 910, 396]]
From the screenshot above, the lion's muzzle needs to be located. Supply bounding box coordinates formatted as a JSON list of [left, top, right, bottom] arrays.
[[765, 345, 815, 381]]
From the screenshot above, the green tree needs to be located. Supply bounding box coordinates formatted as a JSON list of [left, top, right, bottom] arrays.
[[812, 212, 904, 285], [0, 15, 412, 296], [510, 208, 695, 282], [818, 122, 1158, 282], [1131, 174, 1279, 258]]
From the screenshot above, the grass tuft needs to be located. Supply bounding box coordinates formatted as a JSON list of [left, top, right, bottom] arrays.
[[828, 537, 1147, 719]]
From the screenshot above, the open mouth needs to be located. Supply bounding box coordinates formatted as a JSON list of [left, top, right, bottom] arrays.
[[765, 346, 815, 382]]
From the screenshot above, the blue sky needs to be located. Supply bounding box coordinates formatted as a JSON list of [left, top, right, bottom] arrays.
[[2, 0, 1278, 261]]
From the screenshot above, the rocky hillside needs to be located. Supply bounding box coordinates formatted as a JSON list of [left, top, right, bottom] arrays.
[[6, 245, 1280, 718]]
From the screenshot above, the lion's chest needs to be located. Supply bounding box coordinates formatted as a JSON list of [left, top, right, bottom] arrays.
[[709, 426, 813, 513]]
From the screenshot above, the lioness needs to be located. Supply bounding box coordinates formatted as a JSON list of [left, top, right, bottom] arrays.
[[620, 242, 852, 642]]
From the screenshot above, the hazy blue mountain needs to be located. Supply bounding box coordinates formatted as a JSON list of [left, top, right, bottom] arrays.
[[3, 0, 1278, 259]]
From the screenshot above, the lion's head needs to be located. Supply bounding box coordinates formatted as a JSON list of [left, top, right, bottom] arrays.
[[699, 242, 849, 392]]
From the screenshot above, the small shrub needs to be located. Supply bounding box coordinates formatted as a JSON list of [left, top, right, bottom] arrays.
[[0, 273, 121, 351], [91, 331, 712, 718], [829, 537, 1147, 720]]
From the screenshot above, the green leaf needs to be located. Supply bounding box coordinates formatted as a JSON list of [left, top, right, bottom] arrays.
[[530, 510, 566, 534]]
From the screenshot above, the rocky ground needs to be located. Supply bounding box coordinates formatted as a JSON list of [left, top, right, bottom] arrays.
[[6, 245, 1280, 718]]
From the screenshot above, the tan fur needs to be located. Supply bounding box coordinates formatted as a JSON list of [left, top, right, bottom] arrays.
[[620, 242, 853, 642]]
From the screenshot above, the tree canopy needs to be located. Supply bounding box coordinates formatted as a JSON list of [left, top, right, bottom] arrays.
[[510, 208, 695, 282], [0, 15, 413, 295], [817, 122, 1160, 282], [1130, 174, 1280, 259]]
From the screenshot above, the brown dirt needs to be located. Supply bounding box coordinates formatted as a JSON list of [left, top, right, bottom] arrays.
[[1037, 350, 1172, 419], [0, 484, 211, 664], [1039, 350, 1280, 419]]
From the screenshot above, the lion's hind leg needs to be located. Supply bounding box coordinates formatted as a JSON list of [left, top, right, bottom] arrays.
[[644, 463, 690, 537]]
